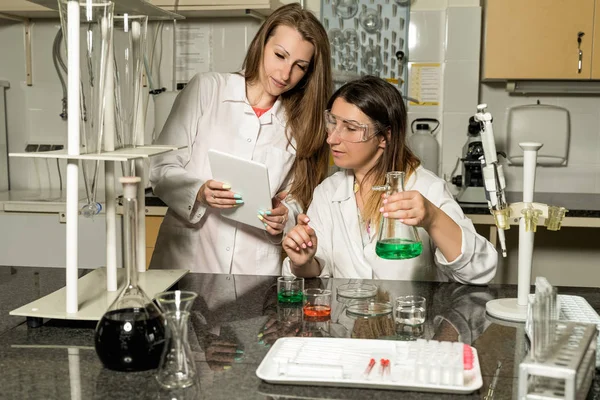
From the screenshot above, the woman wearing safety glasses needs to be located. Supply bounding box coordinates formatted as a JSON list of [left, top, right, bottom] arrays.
[[282, 76, 497, 283]]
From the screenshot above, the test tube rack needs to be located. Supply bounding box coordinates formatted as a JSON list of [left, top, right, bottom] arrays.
[[518, 321, 597, 400]]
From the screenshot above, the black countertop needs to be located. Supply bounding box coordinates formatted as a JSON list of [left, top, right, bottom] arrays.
[[146, 191, 600, 218], [2, 266, 600, 399]]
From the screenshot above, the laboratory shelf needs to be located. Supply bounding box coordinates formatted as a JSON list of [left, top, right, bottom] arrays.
[[25, 0, 184, 20], [10, 267, 188, 321], [9, 144, 180, 162]]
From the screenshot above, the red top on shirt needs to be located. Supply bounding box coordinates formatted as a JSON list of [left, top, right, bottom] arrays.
[[252, 106, 271, 118]]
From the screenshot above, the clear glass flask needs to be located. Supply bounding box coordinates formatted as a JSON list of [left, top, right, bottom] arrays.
[[374, 171, 423, 259], [155, 290, 198, 389], [94, 177, 165, 371]]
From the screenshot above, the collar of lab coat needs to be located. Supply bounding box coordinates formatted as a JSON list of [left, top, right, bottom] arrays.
[[331, 170, 355, 202], [222, 73, 286, 128]]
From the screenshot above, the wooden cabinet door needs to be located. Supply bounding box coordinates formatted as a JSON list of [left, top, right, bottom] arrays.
[[483, 0, 594, 80], [591, 0, 600, 78]]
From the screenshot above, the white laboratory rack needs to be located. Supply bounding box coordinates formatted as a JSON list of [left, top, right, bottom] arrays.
[[527, 294, 600, 369], [256, 337, 482, 394], [519, 321, 597, 400], [9, 0, 186, 322]]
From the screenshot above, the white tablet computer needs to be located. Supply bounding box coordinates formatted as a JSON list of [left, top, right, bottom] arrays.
[[208, 149, 272, 230]]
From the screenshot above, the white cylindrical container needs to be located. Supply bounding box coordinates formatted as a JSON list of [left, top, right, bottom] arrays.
[[407, 120, 440, 175]]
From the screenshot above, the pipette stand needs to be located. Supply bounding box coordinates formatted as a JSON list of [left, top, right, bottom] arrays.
[[9, 0, 187, 322], [486, 142, 567, 322]]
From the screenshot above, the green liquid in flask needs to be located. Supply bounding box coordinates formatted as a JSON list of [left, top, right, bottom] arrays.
[[278, 290, 304, 304], [375, 239, 423, 260]]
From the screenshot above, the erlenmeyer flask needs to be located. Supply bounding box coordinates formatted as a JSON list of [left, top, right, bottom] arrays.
[[155, 290, 198, 389], [374, 171, 423, 259], [94, 177, 165, 371]]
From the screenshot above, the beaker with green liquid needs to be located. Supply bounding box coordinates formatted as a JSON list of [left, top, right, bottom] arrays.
[[374, 171, 423, 260]]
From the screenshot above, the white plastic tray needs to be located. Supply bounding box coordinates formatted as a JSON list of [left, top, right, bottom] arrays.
[[527, 294, 600, 368], [256, 337, 482, 394]]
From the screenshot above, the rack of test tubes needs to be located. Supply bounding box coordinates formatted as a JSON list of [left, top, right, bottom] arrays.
[[256, 337, 482, 394], [519, 277, 598, 400], [519, 321, 597, 400]]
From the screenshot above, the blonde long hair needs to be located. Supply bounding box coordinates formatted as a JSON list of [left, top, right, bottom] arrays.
[[327, 76, 420, 225], [242, 3, 332, 209]]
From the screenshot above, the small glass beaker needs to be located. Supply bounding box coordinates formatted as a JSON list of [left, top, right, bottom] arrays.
[[346, 300, 395, 339], [374, 171, 423, 260], [277, 276, 304, 304], [303, 289, 332, 321], [395, 295, 426, 340], [155, 290, 198, 389]]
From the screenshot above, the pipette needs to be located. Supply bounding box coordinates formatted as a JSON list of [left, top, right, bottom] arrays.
[[473, 104, 508, 257]]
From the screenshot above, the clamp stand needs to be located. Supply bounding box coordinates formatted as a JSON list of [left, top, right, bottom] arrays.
[[486, 143, 567, 322]]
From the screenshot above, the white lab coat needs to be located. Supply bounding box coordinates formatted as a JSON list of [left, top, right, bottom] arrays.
[[150, 72, 298, 275], [283, 168, 497, 284]]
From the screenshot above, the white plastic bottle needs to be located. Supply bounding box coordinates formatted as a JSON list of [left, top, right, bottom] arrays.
[[407, 119, 440, 175]]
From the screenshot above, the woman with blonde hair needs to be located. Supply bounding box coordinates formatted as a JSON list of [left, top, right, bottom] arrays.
[[283, 76, 497, 283], [150, 3, 332, 274]]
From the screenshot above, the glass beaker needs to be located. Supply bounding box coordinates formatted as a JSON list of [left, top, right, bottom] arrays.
[[374, 171, 423, 259], [94, 177, 166, 371], [155, 290, 198, 389]]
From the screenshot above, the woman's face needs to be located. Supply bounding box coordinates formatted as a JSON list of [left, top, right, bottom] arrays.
[[326, 98, 386, 176], [260, 25, 315, 97]]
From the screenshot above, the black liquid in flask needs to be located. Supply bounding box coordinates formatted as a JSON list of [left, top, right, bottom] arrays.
[[95, 307, 165, 371], [95, 177, 166, 371]]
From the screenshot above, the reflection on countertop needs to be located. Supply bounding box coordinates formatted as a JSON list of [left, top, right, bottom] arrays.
[[2, 265, 600, 399]]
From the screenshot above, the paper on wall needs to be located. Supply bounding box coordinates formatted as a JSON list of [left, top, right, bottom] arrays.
[[175, 24, 212, 84], [408, 63, 441, 106]]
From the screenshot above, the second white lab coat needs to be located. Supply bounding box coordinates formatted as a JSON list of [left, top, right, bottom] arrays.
[[283, 168, 497, 284], [150, 72, 298, 275]]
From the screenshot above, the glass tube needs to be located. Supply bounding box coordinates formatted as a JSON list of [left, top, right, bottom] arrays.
[[58, 0, 113, 217]]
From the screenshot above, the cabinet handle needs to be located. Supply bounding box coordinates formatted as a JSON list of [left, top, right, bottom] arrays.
[[577, 32, 585, 74]]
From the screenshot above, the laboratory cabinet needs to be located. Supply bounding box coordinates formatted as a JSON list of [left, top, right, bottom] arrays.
[[483, 0, 600, 80], [145, 215, 162, 269]]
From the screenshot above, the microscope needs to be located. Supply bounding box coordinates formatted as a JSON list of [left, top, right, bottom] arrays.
[[452, 117, 488, 204], [473, 104, 568, 322]]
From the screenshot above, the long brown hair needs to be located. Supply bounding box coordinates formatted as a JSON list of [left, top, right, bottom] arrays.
[[242, 3, 332, 209], [327, 76, 420, 225]]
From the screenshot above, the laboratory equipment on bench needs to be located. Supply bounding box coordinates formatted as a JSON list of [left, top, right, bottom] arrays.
[[473, 104, 568, 322], [95, 177, 165, 371], [256, 337, 482, 394], [452, 116, 488, 204], [373, 171, 422, 260], [155, 290, 198, 389], [407, 118, 440, 175], [9, 1, 185, 323], [519, 277, 597, 400]]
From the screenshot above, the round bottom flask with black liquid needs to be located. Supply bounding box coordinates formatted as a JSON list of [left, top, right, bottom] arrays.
[[94, 177, 165, 371]]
